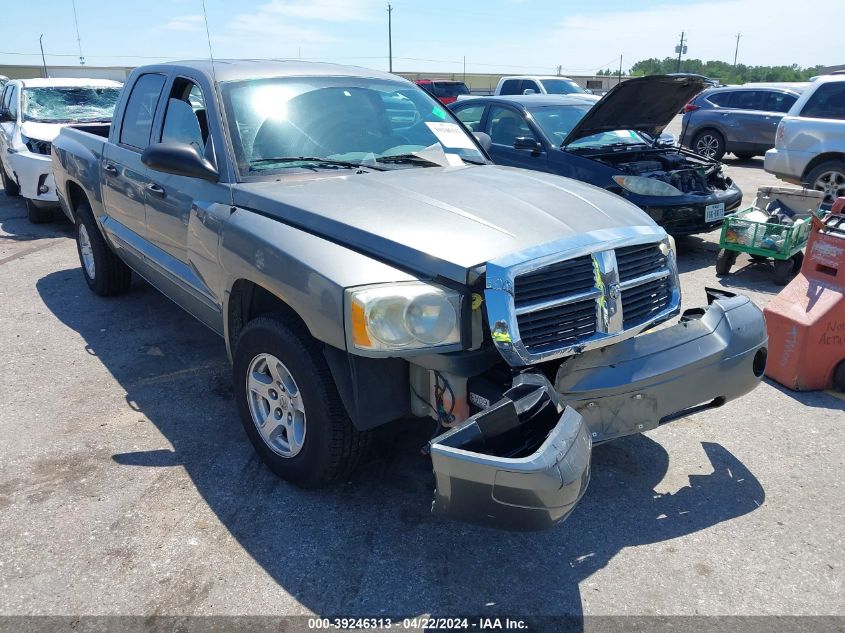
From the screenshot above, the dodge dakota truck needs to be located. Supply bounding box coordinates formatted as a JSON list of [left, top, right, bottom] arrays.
[[52, 60, 768, 530]]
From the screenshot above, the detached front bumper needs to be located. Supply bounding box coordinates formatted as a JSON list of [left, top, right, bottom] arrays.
[[8, 150, 58, 204], [556, 289, 768, 443], [429, 290, 766, 531]]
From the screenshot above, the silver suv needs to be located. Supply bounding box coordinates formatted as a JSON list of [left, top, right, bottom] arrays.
[[765, 76, 845, 203], [682, 85, 804, 160]]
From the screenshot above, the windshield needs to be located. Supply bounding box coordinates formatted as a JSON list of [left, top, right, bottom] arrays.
[[528, 104, 648, 148], [221, 76, 486, 177], [22, 86, 121, 123], [539, 79, 587, 95]]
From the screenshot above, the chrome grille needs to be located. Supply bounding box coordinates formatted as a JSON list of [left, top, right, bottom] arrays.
[[485, 232, 680, 367]]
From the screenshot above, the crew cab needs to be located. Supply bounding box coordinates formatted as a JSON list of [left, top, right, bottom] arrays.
[[0, 77, 122, 222], [52, 60, 767, 530]]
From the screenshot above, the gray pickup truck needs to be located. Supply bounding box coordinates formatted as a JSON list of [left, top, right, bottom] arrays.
[[52, 60, 768, 530]]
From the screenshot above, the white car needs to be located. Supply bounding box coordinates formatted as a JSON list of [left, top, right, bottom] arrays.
[[764, 75, 845, 205], [494, 75, 589, 96], [0, 77, 122, 222]]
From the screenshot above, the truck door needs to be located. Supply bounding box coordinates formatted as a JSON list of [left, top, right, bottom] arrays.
[[141, 76, 227, 332], [101, 73, 166, 241], [484, 105, 549, 172]]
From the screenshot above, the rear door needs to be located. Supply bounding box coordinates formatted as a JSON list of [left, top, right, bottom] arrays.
[[101, 73, 167, 241], [722, 90, 771, 152]]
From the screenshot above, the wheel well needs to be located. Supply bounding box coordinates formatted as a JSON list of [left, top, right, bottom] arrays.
[[801, 153, 845, 183], [65, 181, 89, 221], [692, 127, 723, 141], [227, 279, 310, 352]]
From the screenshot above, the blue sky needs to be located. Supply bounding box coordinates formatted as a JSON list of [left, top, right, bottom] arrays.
[[2, 0, 839, 74]]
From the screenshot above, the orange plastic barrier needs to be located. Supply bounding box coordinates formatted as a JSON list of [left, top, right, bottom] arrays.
[[764, 198, 845, 391]]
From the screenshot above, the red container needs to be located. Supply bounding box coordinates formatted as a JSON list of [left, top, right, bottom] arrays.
[[764, 198, 845, 391]]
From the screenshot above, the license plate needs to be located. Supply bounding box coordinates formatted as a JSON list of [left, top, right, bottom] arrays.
[[705, 202, 725, 222]]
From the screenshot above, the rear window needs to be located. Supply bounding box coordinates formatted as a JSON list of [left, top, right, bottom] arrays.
[[801, 82, 845, 120], [763, 91, 798, 113], [431, 82, 469, 98]]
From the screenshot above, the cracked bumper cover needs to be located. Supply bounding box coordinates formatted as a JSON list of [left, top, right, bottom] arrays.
[[556, 289, 768, 443], [429, 290, 766, 531]]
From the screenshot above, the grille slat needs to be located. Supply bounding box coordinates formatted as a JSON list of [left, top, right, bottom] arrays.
[[514, 255, 594, 310], [616, 244, 667, 282], [622, 278, 672, 327]]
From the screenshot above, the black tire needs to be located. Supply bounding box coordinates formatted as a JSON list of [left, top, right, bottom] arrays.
[[749, 254, 769, 263], [233, 316, 370, 488], [832, 360, 845, 392], [735, 153, 755, 161], [804, 160, 845, 205], [791, 251, 804, 275], [715, 249, 737, 275], [74, 202, 132, 296], [773, 258, 794, 286], [692, 129, 726, 161], [1, 165, 20, 197], [25, 199, 53, 224]]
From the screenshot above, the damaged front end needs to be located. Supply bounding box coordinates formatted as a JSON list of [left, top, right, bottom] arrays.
[[596, 148, 734, 195]]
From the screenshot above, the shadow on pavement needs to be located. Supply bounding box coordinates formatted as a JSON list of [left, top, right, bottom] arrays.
[[763, 378, 845, 411], [36, 266, 766, 626], [0, 195, 73, 243]]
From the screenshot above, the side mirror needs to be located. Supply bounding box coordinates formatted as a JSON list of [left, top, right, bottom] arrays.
[[141, 142, 218, 181], [473, 131, 492, 152], [514, 136, 542, 154], [522, 88, 537, 95]]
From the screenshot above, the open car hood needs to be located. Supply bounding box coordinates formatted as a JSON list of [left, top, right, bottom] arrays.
[[562, 75, 705, 146]]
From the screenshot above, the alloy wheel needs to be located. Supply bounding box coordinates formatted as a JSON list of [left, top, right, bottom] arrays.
[[78, 224, 96, 280], [246, 353, 306, 458], [695, 134, 721, 159], [812, 170, 845, 204]]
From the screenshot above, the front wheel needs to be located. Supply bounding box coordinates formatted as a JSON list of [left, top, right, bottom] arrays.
[[715, 249, 737, 275], [1, 165, 19, 197], [74, 202, 132, 296], [233, 316, 370, 488]]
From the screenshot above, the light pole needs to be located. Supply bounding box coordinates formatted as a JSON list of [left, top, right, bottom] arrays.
[[387, 4, 393, 73], [733, 33, 741, 69], [72, 0, 85, 65], [39, 34, 48, 78], [675, 32, 687, 73]]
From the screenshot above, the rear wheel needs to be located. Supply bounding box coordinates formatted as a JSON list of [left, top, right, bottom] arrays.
[[233, 316, 370, 488], [791, 251, 804, 275], [773, 258, 794, 286], [692, 130, 726, 161], [715, 249, 737, 275], [833, 360, 845, 392], [735, 153, 755, 161], [1, 166, 19, 197], [74, 202, 132, 296], [805, 160, 845, 205], [25, 199, 53, 224]]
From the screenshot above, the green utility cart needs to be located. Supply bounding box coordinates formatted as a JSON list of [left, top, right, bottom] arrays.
[[715, 187, 824, 286]]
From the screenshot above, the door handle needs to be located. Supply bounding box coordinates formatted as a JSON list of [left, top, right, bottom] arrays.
[[146, 183, 166, 197], [103, 163, 118, 174]]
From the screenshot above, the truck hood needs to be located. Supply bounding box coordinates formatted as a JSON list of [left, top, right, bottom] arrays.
[[562, 74, 705, 146], [233, 165, 658, 284], [20, 121, 64, 142]]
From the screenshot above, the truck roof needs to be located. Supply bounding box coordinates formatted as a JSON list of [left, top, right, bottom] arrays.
[[154, 59, 406, 84]]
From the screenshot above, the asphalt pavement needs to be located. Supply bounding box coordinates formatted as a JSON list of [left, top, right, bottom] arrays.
[[0, 142, 842, 627]]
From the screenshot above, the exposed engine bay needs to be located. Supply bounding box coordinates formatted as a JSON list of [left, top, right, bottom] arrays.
[[589, 148, 733, 194]]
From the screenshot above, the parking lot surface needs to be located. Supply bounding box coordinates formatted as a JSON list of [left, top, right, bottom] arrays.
[[0, 145, 842, 622]]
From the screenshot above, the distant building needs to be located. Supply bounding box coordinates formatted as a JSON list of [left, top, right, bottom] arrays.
[[0, 64, 131, 81]]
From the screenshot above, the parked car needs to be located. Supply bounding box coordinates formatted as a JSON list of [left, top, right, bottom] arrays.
[[667, 73, 722, 88], [681, 85, 806, 160], [413, 79, 469, 104], [0, 75, 9, 92], [451, 76, 743, 234], [0, 77, 122, 222], [51, 60, 767, 530], [765, 75, 845, 204], [495, 75, 588, 96]]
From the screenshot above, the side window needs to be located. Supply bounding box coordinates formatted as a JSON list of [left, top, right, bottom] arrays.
[[499, 80, 520, 96], [486, 106, 534, 146], [707, 91, 733, 107], [523, 80, 541, 94], [8, 86, 19, 118], [160, 78, 209, 155], [454, 105, 485, 132], [120, 73, 166, 149], [801, 83, 845, 120], [764, 91, 797, 113], [729, 91, 763, 110]]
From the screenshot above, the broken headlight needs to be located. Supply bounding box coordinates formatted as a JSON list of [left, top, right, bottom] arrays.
[[346, 282, 462, 354], [21, 135, 52, 156], [613, 175, 683, 197]]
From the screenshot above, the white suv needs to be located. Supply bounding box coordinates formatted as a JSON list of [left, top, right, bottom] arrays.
[[765, 75, 845, 204]]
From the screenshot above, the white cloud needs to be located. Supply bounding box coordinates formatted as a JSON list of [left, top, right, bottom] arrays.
[[163, 14, 205, 32], [247, 0, 377, 23]]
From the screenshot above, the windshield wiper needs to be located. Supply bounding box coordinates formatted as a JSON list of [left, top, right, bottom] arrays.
[[375, 154, 442, 167], [248, 157, 385, 171]]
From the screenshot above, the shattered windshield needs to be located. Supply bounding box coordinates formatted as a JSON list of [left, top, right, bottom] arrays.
[[221, 76, 486, 177], [22, 87, 121, 123]]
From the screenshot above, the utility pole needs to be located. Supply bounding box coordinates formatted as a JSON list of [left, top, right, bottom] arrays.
[[387, 4, 393, 73], [556, 64, 562, 76], [733, 33, 741, 69], [71, 0, 85, 65], [463, 55, 466, 84], [618, 54, 623, 85], [39, 34, 48, 78], [675, 31, 686, 73]]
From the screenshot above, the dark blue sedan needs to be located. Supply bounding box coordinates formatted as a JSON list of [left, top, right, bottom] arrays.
[[451, 75, 743, 235]]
